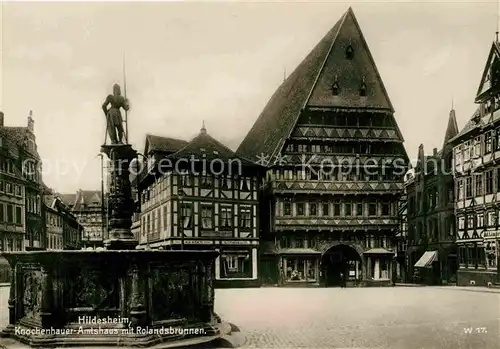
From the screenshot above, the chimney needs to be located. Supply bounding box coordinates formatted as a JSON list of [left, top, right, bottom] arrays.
[[0, 111, 4, 127], [27, 110, 34, 133], [433, 148, 437, 156]]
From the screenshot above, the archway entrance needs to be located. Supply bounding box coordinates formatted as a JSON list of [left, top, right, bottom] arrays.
[[321, 244, 362, 287]]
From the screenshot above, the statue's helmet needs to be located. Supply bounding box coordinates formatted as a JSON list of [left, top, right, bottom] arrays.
[[113, 83, 121, 95]]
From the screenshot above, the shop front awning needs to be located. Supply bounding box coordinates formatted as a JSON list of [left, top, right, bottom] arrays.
[[414, 251, 438, 268]]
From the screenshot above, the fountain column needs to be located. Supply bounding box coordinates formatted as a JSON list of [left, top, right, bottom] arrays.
[[100, 144, 138, 250]]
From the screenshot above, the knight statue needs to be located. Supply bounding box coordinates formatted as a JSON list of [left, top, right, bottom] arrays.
[[102, 83, 129, 144]]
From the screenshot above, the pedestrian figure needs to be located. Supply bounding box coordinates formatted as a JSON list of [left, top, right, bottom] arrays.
[[340, 272, 345, 288]]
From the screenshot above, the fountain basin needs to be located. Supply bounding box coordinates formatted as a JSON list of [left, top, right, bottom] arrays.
[[0, 250, 242, 348]]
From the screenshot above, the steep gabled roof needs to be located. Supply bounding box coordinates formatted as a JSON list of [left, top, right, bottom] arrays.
[[72, 189, 103, 211], [475, 41, 500, 101], [144, 134, 188, 156], [237, 7, 395, 161]]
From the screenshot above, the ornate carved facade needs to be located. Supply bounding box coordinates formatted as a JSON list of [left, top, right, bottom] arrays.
[[451, 40, 500, 286], [137, 127, 263, 287], [238, 8, 408, 287]]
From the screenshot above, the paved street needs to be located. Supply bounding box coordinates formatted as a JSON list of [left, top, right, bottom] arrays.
[[1, 286, 499, 348]]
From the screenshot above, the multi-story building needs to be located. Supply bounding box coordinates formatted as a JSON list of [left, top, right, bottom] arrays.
[[406, 109, 458, 285], [137, 126, 263, 287], [70, 189, 106, 248], [44, 193, 83, 250], [238, 8, 408, 287], [131, 134, 189, 241], [0, 110, 44, 251], [395, 177, 408, 283], [450, 39, 500, 286], [0, 113, 25, 252]]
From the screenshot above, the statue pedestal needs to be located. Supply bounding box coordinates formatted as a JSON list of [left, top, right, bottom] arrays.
[[0, 250, 244, 348], [100, 144, 138, 250]]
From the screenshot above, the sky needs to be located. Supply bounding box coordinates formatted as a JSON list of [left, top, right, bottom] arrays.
[[0, 0, 498, 193]]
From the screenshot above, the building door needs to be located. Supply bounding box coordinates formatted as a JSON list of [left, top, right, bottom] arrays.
[[321, 244, 361, 287]]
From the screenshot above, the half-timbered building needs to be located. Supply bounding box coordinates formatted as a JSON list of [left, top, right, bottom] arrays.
[[450, 39, 500, 287], [137, 126, 263, 287], [406, 108, 458, 285], [238, 8, 408, 287]]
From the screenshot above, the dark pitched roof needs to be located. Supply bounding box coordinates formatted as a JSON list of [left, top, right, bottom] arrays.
[[0, 126, 40, 159], [72, 189, 102, 211], [237, 7, 396, 162], [169, 126, 256, 166], [144, 134, 188, 155], [57, 193, 77, 208], [449, 107, 482, 143]]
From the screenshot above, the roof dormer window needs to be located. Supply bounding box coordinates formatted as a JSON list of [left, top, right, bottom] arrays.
[[332, 81, 340, 96], [346, 45, 354, 60], [360, 77, 367, 97]]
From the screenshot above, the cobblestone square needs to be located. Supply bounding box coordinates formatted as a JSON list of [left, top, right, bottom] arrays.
[[1, 286, 499, 348], [215, 287, 500, 349]]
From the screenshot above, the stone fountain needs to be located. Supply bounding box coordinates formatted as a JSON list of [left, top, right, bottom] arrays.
[[0, 84, 243, 348]]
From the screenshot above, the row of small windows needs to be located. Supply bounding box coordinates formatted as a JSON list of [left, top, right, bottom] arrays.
[[408, 184, 454, 215], [280, 200, 393, 217], [284, 142, 400, 155], [280, 234, 391, 250], [297, 112, 394, 128], [141, 203, 253, 236], [0, 203, 23, 225], [454, 127, 500, 164], [47, 234, 63, 250], [26, 193, 41, 215], [0, 180, 23, 197], [141, 174, 255, 206], [46, 212, 63, 227], [0, 237, 23, 252], [22, 160, 40, 182], [0, 159, 14, 174], [457, 211, 498, 230], [273, 168, 397, 182], [456, 169, 500, 200]]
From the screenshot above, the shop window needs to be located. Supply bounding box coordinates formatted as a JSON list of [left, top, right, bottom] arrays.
[[220, 251, 252, 279], [485, 241, 497, 269], [284, 257, 317, 282]]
